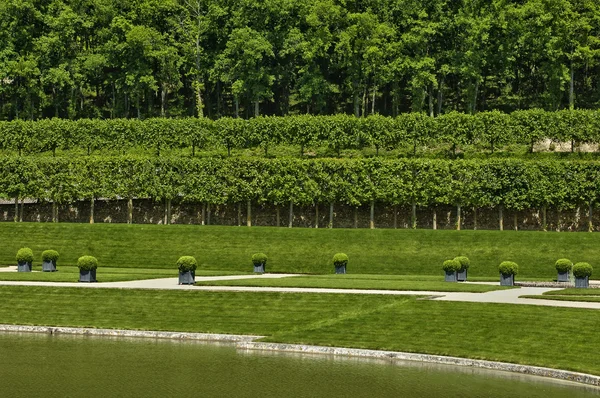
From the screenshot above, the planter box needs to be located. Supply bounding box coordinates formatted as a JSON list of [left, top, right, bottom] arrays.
[[42, 260, 57, 272], [179, 271, 195, 285], [444, 270, 457, 282], [79, 269, 97, 283], [557, 271, 570, 282], [575, 276, 589, 288], [335, 264, 347, 274], [17, 261, 32, 272], [500, 273, 514, 286], [457, 269, 468, 282], [253, 263, 265, 273]]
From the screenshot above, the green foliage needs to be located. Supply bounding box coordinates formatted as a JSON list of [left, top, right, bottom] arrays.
[[177, 256, 198, 272], [554, 258, 573, 273], [333, 253, 349, 266], [16, 248, 34, 263], [454, 256, 470, 270], [572, 262, 593, 278], [77, 255, 98, 271], [498, 261, 518, 276], [251, 253, 268, 266], [41, 250, 59, 262], [442, 259, 461, 272]]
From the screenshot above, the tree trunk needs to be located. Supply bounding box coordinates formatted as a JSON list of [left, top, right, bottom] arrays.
[[329, 203, 334, 228], [589, 202, 593, 232], [276, 206, 280, 227], [207, 204, 211, 225], [235, 97, 240, 118], [370, 200, 375, 229], [315, 204, 319, 228], [542, 205, 547, 232], [52, 202, 58, 223], [19, 198, 24, 222], [499, 206, 503, 231], [14, 197, 18, 222], [201, 203, 206, 226], [371, 86, 376, 115], [246, 200, 252, 227], [437, 77, 444, 115], [456, 204, 461, 231], [473, 207, 477, 230], [393, 205, 397, 229], [428, 85, 434, 117], [411, 202, 417, 229], [514, 213, 518, 231], [238, 203, 242, 226], [165, 198, 172, 225], [196, 84, 204, 118], [354, 207, 358, 228], [353, 81, 360, 117], [288, 202, 293, 228], [90, 198, 94, 224], [161, 83, 167, 117], [569, 60, 574, 110], [254, 100, 259, 117], [127, 198, 133, 224], [432, 208, 437, 230]]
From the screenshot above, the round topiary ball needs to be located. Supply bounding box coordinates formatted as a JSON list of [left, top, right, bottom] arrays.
[[443, 259, 461, 272], [16, 248, 34, 263], [252, 253, 268, 265], [573, 262, 593, 278], [499, 261, 518, 276], [177, 256, 198, 272], [42, 250, 59, 263], [554, 258, 573, 273], [77, 255, 98, 271], [333, 253, 349, 266], [454, 256, 470, 270]]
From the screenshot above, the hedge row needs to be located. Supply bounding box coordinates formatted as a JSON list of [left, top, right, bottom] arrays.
[[2, 110, 600, 156], [2, 157, 600, 211]]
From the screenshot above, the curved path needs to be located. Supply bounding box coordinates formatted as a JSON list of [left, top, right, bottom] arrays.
[[0, 273, 599, 309]]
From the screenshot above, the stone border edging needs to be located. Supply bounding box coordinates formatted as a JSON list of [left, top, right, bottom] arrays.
[[0, 324, 262, 342], [237, 342, 600, 387]]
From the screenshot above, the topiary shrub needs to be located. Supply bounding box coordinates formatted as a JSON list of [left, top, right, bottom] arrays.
[[16, 248, 34, 263], [573, 262, 593, 278], [443, 259, 461, 272], [177, 256, 197, 272], [454, 256, 470, 270], [77, 256, 98, 271], [499, 261, 518, 276], [333, 253, 349, 266], [554, 258, 573, 273], [252, 253, 268, 265], [42, 250, 59, 262]]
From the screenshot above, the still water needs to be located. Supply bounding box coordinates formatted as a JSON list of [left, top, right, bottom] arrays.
[[0, 333, 598, 398]]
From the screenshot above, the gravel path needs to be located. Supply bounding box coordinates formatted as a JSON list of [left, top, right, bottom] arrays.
[[0, 273, 599, 309]]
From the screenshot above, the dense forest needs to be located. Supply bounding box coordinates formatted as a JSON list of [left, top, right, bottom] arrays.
[[1, 0, 599, 121]]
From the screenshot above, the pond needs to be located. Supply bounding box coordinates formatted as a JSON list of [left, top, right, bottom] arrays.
[[0, 333, 598, 398]]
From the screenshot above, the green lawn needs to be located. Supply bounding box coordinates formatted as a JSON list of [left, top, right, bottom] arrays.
[[1, 223, 599, 278], [0, 266, 245, 283], [520, 288, 600, 303], [0, 286, 599, 375], [195, 274, 513, 293]]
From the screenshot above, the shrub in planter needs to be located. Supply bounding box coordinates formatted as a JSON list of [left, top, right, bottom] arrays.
[[554, 258, 573, 283], [41, 250, 59, 272], [333, 253, 349, 274], [16, 248, 34, 272], [498, 261, 518, 286], [443, 259, 461, 282], [573, 262, 593, 288], [77, 255, 98, 282], [454, 256, 470, 282], [251, 253, 268, 273], [177, 256, 197, 285]]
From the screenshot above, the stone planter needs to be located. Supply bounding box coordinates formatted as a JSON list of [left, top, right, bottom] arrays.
[[444, 270, 457, 282], [500, 273, 514, 286], [79, 269, 97, 283], [42, 260, 57, 272], [253, 263, 265, 273], [179, 271, 195, 285], [457, 269, 468, 282], [575, 276, 589, 288], [557, 271, 570, 282], [335, 264, 347, 274], [17, 261, 32, 272]]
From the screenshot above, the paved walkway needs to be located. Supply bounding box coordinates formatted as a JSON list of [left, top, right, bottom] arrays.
[[1, 272, 599, 309]]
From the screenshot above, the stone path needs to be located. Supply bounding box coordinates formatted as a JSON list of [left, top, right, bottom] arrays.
[[1, 272, 599, 309]]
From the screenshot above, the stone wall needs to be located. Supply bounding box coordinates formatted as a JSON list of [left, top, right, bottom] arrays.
[[0, 198, 598, 231]]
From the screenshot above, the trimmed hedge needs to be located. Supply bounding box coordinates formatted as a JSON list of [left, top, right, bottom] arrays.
[[177, 256, 198, 272], [554, 258, 573, 273], [573, 262, 593, 278], [443, 259, 461, 272], [42, 250, 59, 262], [499, 261, 519, 276], [251, 253, 268, 265], [77, 255, 98, 271], [16, 248, 34, 263], [333, 253, 349, 266], [454, 256, 470, 270]]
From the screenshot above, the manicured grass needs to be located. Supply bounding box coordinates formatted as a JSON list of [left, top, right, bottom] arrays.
[[0, 286, 599, 375], [2, 223, 600, 278], [520, 295, 600, 303], [520, 288, 600, 303], [0, 266, 244, 283], [195, 274, 513, 292]]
